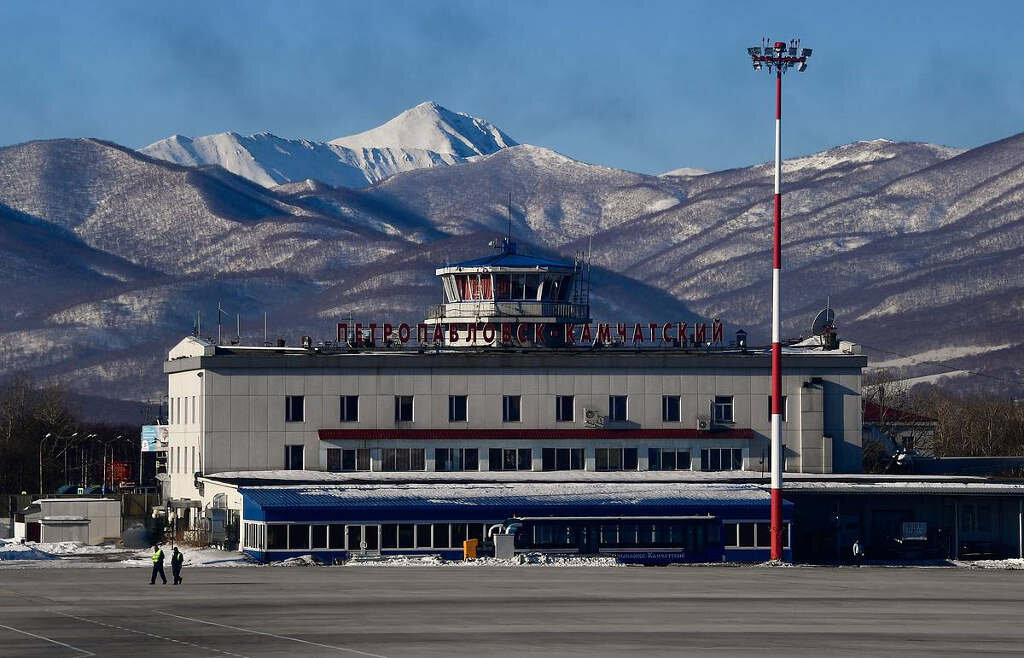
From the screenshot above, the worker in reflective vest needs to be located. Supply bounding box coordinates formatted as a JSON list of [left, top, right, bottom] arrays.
[[171, 546, 184, 585], [150, 545, 166, 584]]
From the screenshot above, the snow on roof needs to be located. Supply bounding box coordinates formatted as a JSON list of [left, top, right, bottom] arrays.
[[240, 481, 776, 511]]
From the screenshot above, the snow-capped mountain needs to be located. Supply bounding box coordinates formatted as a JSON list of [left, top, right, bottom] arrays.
[[0, 106, 1021, 419], [140, 102, 517, 189]]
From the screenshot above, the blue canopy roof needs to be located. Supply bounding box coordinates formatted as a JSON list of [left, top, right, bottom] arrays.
[[240, 483, 790, 523]]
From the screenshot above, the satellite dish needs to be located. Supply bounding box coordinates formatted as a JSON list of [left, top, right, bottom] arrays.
[[810, 307, 836, 336]]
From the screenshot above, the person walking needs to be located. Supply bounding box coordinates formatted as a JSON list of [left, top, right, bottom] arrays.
[[852, 538, 865, 566], [150, 545, 167, 584], [171, 546, 184, 585]]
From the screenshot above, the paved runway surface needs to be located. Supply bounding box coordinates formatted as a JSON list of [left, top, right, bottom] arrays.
[[1, 565, 1022, 657]]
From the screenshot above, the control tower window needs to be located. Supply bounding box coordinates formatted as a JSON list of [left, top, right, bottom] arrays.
[[494, 274, 511, 299], [524, 274, 540, 300]]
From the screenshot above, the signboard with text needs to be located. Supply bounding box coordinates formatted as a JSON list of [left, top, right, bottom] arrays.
[[141, 425, 168, 452]]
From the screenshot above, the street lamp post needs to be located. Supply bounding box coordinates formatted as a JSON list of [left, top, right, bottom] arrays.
[[39, 432, 78, 496], [747, 38, 812, 561]]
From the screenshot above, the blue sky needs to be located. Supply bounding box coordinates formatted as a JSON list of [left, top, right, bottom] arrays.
[[1, 1, 1021, 174]]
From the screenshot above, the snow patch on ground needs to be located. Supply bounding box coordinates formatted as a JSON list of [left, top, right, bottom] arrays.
[[955, 558, 1024, 570], [121, 547, 256, 568], [341, 553, 622, 568], [0, 540, 61, 561]]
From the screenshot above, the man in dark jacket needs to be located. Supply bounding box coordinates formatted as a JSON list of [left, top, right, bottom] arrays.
[[150, 545, 166, 584], [171, 546, 184, 585]]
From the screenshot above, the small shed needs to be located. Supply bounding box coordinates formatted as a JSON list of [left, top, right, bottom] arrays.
[[14, 498, 122, 545]]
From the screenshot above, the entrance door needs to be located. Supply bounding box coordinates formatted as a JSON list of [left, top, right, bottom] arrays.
[[346, 525, 380, 555]]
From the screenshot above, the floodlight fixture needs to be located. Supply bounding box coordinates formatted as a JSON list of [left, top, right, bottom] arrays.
[[773, 41, 786, 53], [797, 61, 807, 72], [748, 46, 762, 56], [801, 48, 812, 57]]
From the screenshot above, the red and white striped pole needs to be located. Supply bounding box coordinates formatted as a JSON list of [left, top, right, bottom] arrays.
[[770, 64, 784, 561], [748, 39, 812, 561]]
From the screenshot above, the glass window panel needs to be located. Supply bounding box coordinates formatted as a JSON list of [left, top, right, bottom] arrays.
[[464, 448, 479, 471], [347, 527, 361, 550], [468, 524, 485, 543], [341, 449, 356, 471], [677, 451, 691, 470], [489, 448, 503, 471], [570, 448, 584, 470], [398, 524, 415, 549], [449, 395, 468, 422], [596, 448, 609, 471], [364, 526, 378, 551], [328, 525, 345, 549], [503, 449, 517, 470], [556, 448, 570, 470], [356, 449, 370, 471], [289, 524, 310, 550], [623, 448, 638, 471], [663, 395, 681, 422], [416, 525, 432, 548], [267, 525, 287, 550], [518, 448, 532, 470], [326, 448, 341, 472], [542, 448, 555, 471], [732, 449, 743, 471], [503, 395, 521, 422], [739, 523, 756, 548], [396, 448, 410, 471], [755, 523, 771, 548], [710, 449, 721, 471], [410, 448, 425, 471], [608, 448, 622, 471], [451, 523, 468, 544], [382, 448, 397, 471], [435, 448, 450, 472], [663, 449, 677, 470], [433, 524, 451, 548], [311, 525, 327, 549], [723, 523, 739, 547], [648, 448, 661, 471], [382, 524, 398, 549]]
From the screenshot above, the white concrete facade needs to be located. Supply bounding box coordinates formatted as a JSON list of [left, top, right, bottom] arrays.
[[163, 340, 866, 503]]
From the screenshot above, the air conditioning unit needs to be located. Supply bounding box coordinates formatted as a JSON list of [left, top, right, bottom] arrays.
[[584, 408, 605, 428], [697, 415, 710, 431]]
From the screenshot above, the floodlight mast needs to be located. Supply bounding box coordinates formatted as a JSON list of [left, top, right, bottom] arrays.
[[747, 38, 811, 562]]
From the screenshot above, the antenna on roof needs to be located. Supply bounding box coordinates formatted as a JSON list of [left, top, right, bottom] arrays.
[[264, 311, 268, 346], [217, 302, 222, 345]]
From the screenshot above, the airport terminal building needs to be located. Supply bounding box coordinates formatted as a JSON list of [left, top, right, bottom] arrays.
[[160, 238, 869, 562]]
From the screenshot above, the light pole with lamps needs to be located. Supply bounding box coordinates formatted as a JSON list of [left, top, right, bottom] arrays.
[[746, 38, 812, 561], [39, 432, 77, 496]]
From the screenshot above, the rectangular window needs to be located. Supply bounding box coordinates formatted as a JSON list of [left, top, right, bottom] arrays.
[[382, 524, 398, 549], [289, 524, 310, 550], [712, 396, 734, 424], [767, 396, 788, 422], [701, 448, 743, 472], [285, 395, 304, 423], [327, 448, 342, 472], [662, 395, 681, 422], [448, 395, 468, 422], [398, 524, 415, 549], [340, 395, 359, 422], [555, 395, 574, 422], [284, 445, 304, 470], [596, 448, 638, 472], [542, 447, 586, 471], [433, 524, 451, 549], [609, 395, 628, 422], [328, 525, 345, 549], [382, 448, 425, 472], [503, 395, 521, 422], [435, 448, 479, 472], [192, 397, 196, 424], [394, 395, 413, 422], [648, 448, 691, 471], [415, 524, 432, 548], [488, 448, 532, 471], [311, 525, 328, 549], [267, 525, 287, 550]]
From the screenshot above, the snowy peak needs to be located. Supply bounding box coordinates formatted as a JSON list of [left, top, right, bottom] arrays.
[[139, 103, 518, 189], [329, 101, 517, 157]]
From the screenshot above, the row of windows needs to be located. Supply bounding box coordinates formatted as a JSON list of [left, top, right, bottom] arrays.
[[283, 394, 788, 424], [245, 522, 492, 551], [170, 396, 197, 425], [244, 521, 787, 552], [318, 446, 746, 472], [723, 522, 791, 549]]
